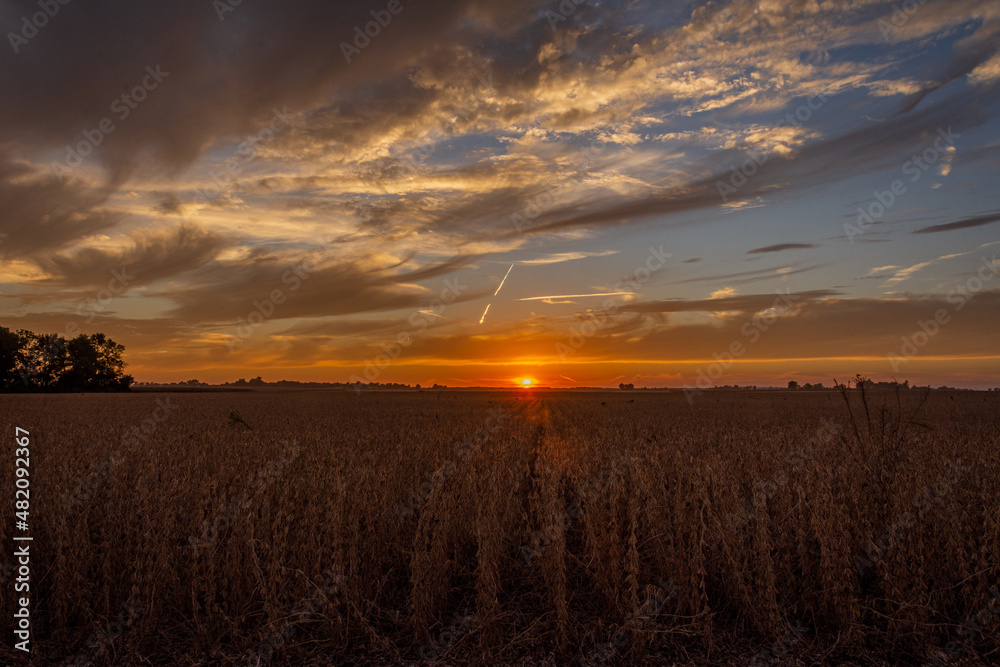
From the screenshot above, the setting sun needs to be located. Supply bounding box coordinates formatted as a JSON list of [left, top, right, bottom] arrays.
[[521, 379, 533, 386]]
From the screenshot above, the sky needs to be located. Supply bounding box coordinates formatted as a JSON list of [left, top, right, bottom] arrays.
[[1, 0, 999, 388]]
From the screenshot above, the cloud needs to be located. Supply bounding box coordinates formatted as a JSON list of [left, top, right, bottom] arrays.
[[518, 292, 634, 301], [672, 263, 826, 287], [968, 50, 1000, 86], [152, 192, 186, 216], [0, 153, 122, 258], [0, 0, 515, 179], [165, 253, 487, 324], [518, 250, 619, 265], [747, 243, 819, 254], [881, 243, 997, 286], [34, 224, 227, 287], [709, 287, 738, 299], [519, 78, 999, 239], [882, 259, 939, 286], [913, 211, 1000, 235], [862, 265, 900, 280], [304, 289, 1000, 372], [617, 290, 840, 315]]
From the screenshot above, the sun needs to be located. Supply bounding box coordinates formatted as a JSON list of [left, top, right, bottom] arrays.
[[520, 378, 534, 387]]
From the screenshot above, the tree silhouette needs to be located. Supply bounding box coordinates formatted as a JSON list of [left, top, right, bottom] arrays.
[[18, 331, 68, 389], [0, 326, 133, 392], [0, 327, 23, 390], [61, 333, 133, 391]]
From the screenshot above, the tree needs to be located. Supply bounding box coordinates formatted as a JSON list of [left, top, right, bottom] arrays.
[[854, 374, 874, 390], [18, 331, 69, 389], [788, 380, 799, 390], [0, 327, 22, 390], [60, 333, 134, 391], [0, 328, 133, 392]]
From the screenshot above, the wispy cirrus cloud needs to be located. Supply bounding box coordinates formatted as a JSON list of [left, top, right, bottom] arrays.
[[518, 251, 619, 265]]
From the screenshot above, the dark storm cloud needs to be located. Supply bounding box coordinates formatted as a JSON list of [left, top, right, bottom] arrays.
[[0, 0, 522, 178], [913, 211, 1000, 235], [34, 224, 227, 287], [747, 243, 819, 254]]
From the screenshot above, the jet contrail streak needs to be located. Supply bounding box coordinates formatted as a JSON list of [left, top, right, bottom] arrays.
[[494, 263, 515, 296], [479, 264, 514, 325], [518, 291, 633, 301]]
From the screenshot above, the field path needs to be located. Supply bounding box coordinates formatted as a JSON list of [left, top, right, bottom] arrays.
[[520, 394, 577, 471]]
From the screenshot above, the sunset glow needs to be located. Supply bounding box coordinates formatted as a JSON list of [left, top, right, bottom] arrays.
[[1, 1, 998, 388]]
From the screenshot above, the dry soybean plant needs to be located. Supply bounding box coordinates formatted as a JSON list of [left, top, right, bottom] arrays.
[[0, 387, 996, 665]]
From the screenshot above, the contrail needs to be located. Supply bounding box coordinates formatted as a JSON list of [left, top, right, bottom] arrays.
[[494, 263, 514, 296], [518, 291, 633, 301], [479, 263, 515, 325]]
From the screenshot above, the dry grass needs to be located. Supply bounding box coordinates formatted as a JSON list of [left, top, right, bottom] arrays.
[[0, 388, 998, 665]]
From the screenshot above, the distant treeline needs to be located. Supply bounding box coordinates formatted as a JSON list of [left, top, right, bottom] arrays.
[[0, 327, 134, 392], [135, 377, 437, 390]]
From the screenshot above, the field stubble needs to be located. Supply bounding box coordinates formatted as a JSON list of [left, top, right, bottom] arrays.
[[0, 389, 998, 665]]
